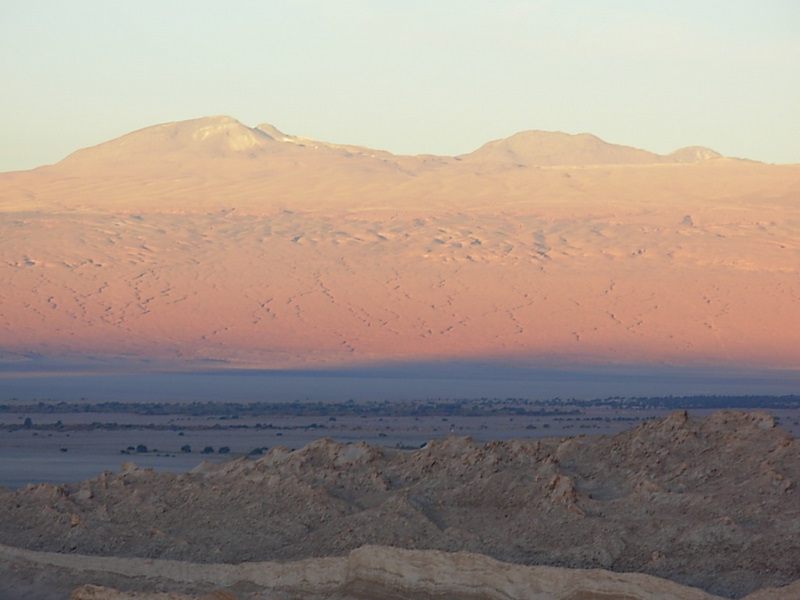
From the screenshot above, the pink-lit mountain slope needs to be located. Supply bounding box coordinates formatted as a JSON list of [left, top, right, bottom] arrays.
[[1, 116, 798, 369]]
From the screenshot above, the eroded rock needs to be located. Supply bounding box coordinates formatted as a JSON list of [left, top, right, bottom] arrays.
[[0, 411, 797, 599]]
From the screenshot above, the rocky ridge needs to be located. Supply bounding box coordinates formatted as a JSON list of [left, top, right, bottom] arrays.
[[3, 543, 793, 600], [1, 410, 798, 598]]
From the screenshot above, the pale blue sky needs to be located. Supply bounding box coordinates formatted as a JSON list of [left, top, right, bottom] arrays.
[[2, 0, 798, 171]]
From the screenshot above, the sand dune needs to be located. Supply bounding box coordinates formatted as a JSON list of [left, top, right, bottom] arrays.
[[1, 117, 798, 369]]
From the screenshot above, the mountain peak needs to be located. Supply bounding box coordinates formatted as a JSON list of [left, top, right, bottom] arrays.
[[459, 130, 668, 166], [255, 123, 296, 142], [52, 117, 728, 170], [58, 116, 275, 166], [668, 146, 722, 163], [185, 115, 270, 150]]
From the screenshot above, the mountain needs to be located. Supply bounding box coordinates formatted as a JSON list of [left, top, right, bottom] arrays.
[[0, 117, 798, 369], [668, 145, 723, 163], [457, 130, 724, 166], [54, 117, 723, 170], [58, 116, 278, 165], [56, 116, 407, 171], [458, 130, 673, 165]]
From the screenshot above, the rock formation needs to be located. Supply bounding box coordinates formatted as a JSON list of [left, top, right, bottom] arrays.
[[1, 411, 797, 599], [0, 543, 779, 600]]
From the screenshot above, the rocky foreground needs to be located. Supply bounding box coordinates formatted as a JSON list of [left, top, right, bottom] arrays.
[[2, 544, 798, 600], [1, 410, 798, 599]]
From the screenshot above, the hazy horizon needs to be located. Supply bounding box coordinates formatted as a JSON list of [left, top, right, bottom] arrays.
[[2, 359, 799, 404], [2, 1, 799, 171]]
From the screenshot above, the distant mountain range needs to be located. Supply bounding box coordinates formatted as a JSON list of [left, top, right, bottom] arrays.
[[55, 115, 724, 169], [461, 129, 721, 165], [0, 116, 797, 370]]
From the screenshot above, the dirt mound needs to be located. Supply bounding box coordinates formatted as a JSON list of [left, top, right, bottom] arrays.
[[1, 411, 797, 598]]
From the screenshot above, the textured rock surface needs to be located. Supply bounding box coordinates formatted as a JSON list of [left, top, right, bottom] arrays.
[[1, 411, 797, 598], [0, 543, 757, 600]]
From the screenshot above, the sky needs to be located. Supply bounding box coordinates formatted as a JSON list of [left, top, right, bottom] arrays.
[[1, 0, 799, 172]]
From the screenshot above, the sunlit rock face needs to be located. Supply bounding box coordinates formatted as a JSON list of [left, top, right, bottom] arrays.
[[59, 545, 797, 600], [1, 117, 799, 369]]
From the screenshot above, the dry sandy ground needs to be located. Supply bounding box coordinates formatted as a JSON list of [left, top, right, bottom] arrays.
[[1, 116, 799, 370]]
